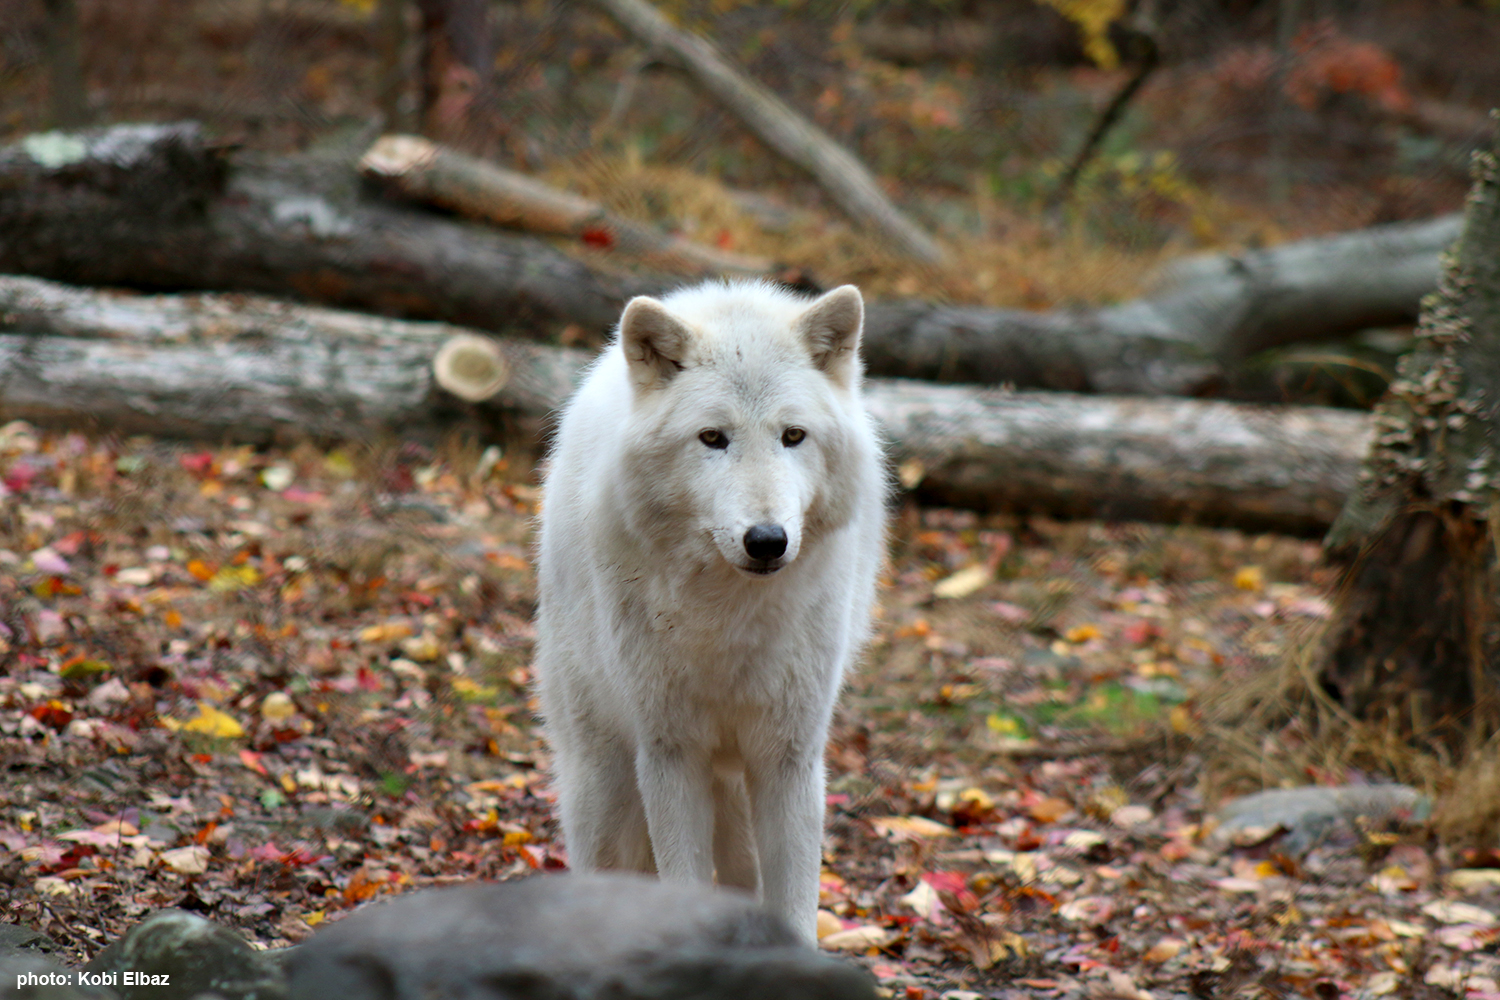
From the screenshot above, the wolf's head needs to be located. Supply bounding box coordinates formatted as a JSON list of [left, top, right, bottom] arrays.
[[615, 281, 873, 579]]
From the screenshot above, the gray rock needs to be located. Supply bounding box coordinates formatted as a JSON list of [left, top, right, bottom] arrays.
[[83, 910, 284, 1000], [0, 927, 60, 958], [1, 951, 115, 1000], [1214, 783, 1431, 855], [286, 873, 876, 1000]]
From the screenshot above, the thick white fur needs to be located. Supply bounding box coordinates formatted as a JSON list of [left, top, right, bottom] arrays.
[[534, 280, 886, 942]]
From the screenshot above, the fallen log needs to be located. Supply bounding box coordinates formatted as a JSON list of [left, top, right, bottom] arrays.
[[359, 133, 773, 276], [0, 275, 1370, 533], [0, 122, 647, 339], [0, 123, 1456, 396]]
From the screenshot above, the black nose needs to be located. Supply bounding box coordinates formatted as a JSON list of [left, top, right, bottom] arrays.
[[743, 524, 788, 561]]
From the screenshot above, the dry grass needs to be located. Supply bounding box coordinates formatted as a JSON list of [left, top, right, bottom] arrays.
[[1194, 619, 1483, 834], [548, 150, 1183, 309]]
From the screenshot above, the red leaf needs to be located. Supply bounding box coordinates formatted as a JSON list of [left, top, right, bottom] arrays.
[[580, 226, 615, 249], [179, 452, 216, 478], [239, 750, 268, 776]]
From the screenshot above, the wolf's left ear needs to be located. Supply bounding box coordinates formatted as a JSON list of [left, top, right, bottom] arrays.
[[796, 285, 864, 389], [620, 296, 695, 393]]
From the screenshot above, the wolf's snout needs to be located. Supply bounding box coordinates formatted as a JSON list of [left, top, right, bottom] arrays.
[[743, 524, 788, 561]]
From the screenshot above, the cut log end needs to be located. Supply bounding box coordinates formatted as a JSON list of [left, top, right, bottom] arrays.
[[360, 133, 439, 177], [434, 334, 510, 401]]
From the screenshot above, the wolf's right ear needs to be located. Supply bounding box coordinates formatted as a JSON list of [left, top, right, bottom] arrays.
[[620, 296, 695, 393], [796, 285, 864, 390]]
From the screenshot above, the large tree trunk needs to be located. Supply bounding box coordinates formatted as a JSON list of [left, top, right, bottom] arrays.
[[0, 275, 1371, 534], [0, 123, 1455, 397], [1319, 123, 1500, 741], [415, 0, 492, 140]]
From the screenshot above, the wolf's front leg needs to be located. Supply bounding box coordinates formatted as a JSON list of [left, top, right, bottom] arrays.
[[748, 753, 825, 943], [635, 742, 716, 883]]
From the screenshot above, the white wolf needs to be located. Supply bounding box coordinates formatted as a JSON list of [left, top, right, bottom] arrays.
[[534, 280, 886, 942]]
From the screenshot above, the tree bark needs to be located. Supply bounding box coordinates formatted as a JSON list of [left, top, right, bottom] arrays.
[[588, 0, 944, 264], [0, 275, 1372, 534], [41, 0, 87, 128], [0, 122, 643, 340], [359, 134, 773, 276], [0, 275, 586, 447], [0, 122, 1458, 397], [871, 380, 1369, 534], [1319, 122, 1500, 742], [415, 0, 492, 139]]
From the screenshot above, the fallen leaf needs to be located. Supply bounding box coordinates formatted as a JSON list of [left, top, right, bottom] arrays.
[[1234, 565, 1264, 591], [820, 925, 892, 951], [897, 458, 925, 490], [261, 692, 297, 722], [1449, 870, 1500, 892], [816, 910, 843, 939], [1142, 936, 1186, 963], [900, 879, 942, 920], [1111, 804, 1153, 827], [161, 703, 245, 739], [1027, 796, 1073, 824], [869, 815, 957, 840], [30, 548, 70, 575], [261, 464, 295, 491], [1058, 896, 1114, 923], [160, 845, 211, 874], [361, 621, 415, 643], [1105, 969, 1155, 1000], [1422, 900, 1498, 925], [933, 564, 992, 600]]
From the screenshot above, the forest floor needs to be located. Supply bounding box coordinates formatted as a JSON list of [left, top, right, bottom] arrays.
[[4, 424, 1499, 1000]]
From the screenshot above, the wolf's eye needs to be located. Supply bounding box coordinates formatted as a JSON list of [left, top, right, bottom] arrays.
[[782, 427, 806, 447], [699, 429, 729, 449]]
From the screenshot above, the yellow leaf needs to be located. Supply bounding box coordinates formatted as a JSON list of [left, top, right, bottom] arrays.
[[1064, 623, 1100, 643], [304, 910, 326, 926], [932, 564, 991, 600], [1035, 0, 1127, 68], [869, 815, 956, 840], [1143, 936, 1186, 963], [1449, 870, 1500, 892], [261, 692, 297, 722], [819, 925, 892, 951], [1234, 565, 1264, 591], [175, 703, 245, 739], [816, 910, 844, 940], [360, 621, 414, 643], [400, 633, 443, 663], [451, 676, 500, 701], [897, 458, 926, 490], [209, 564, 260, 592], [1169, 703, 1201, 736], [987, 713, 1026, 737], [959, 787, 994, 811]]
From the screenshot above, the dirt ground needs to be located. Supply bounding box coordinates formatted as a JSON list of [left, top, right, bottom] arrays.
[[4, 425, 1497, 999]]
